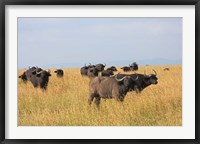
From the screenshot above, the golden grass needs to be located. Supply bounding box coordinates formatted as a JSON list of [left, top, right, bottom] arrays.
[[18, 65, 182, 126]]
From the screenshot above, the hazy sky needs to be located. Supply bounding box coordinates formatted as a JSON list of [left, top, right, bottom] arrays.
[[18, 18, 182, 68]]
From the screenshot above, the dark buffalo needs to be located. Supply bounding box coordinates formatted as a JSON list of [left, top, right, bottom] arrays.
[[130, 62, 138, 71], [80, 66, 89, 76], [107, 66, 117, 71], [30, 69, 51, 90], [117, 70, 158, 93], [18, 66, 39, 82], [95, 63, 106, 72], [88, 74, 138, 107], [18, 72, 28, 83], [101, 69, 114, 77], [54, 69, 64, 77], [121, 66, 131, 72]]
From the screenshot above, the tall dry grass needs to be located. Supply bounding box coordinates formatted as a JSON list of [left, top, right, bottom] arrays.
[[18, 65, 182, 126]]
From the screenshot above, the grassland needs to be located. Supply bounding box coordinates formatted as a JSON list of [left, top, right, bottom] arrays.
[[18, 65, 182, 126]]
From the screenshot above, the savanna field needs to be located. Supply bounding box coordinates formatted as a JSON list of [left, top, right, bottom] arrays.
[[18, 65, 182, 126]]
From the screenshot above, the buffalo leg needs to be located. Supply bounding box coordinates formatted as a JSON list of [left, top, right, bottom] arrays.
[[88, 93, 95, 105], [94, 96, 101, 108]]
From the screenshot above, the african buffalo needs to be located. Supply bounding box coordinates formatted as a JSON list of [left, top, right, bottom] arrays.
[[87, 67, 99, 77], [80, 65, 89, 76], [95, 63, 106, 72], [18, 72, 28, 83], [101, 69, 114, 77], [130, 62, 138, 71], [54, 69, 64, 77], [117, 69, 158, 93], [106, 66, 117, 71], [30, 69, 51, 90], [88, 74, 138, 107], [18, 66, 39, 82], [121, 66, 131, 72]]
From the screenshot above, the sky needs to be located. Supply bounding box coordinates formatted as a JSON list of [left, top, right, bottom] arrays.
[[18, 18, 182, 68]]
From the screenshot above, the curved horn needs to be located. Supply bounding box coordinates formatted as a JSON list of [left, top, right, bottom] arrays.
[[132, 74, 138, 80], [115, 74, 126, 82], [152, 69, 157, 75], [36, 70, 43, 74]]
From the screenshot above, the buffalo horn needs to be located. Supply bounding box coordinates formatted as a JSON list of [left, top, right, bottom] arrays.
[[152, 69, 157, 75], [132, 75, 138, 80], [115, 74, 126, 82]]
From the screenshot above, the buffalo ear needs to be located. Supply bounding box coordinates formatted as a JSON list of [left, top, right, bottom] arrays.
[[36, 73, 41, 77], [54, 71, 57, 73]]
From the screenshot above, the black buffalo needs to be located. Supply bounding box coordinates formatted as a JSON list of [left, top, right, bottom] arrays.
[[54, 69, 64, 77], [29, 69, 51, 90], [130, 62, 138, 71], [117, 69, 158, 93], [106, 66, 117, 71], [121, 66, 131, 72], [95, 63, 106, 72], [18, 72, 28, 83], [101, 69, 114, 77], [18, 66, 40, 82], [88, 74, 138, 107]]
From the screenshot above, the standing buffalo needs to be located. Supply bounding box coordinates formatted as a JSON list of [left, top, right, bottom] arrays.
[[130, 62, 138, 71], [95, 63, 106, 72], [18, 66, 41, 82], [29, 69, 51, 90], [18, 72, 28, 83], [116, 69, 158, 93], [18, 67, 51, 90], [106, 66, 117, 71], [101, 69, 114, 77], [88, 74, 138, 107], [121, 66, 131, 72], [80, 64, 90, 76], [54, 69, 64, 77], [87, 67, 99, 78]]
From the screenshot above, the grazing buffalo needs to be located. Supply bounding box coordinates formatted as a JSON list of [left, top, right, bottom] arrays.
[[116, 69, 158, 93], [121, 66, 131, 72], [106, 66, 117, 71], [163, 68, 170, 71], [88, 74, 138, 107], [30, 69, 51, 90], [54, 69, 64, 77], [101, 69, 114, 77]]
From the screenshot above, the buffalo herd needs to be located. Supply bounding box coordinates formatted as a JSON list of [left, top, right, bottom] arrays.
[[19, 62, 159, 108]]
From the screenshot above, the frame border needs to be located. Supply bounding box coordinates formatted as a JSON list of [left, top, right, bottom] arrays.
[[1, 0, 199, 144]]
